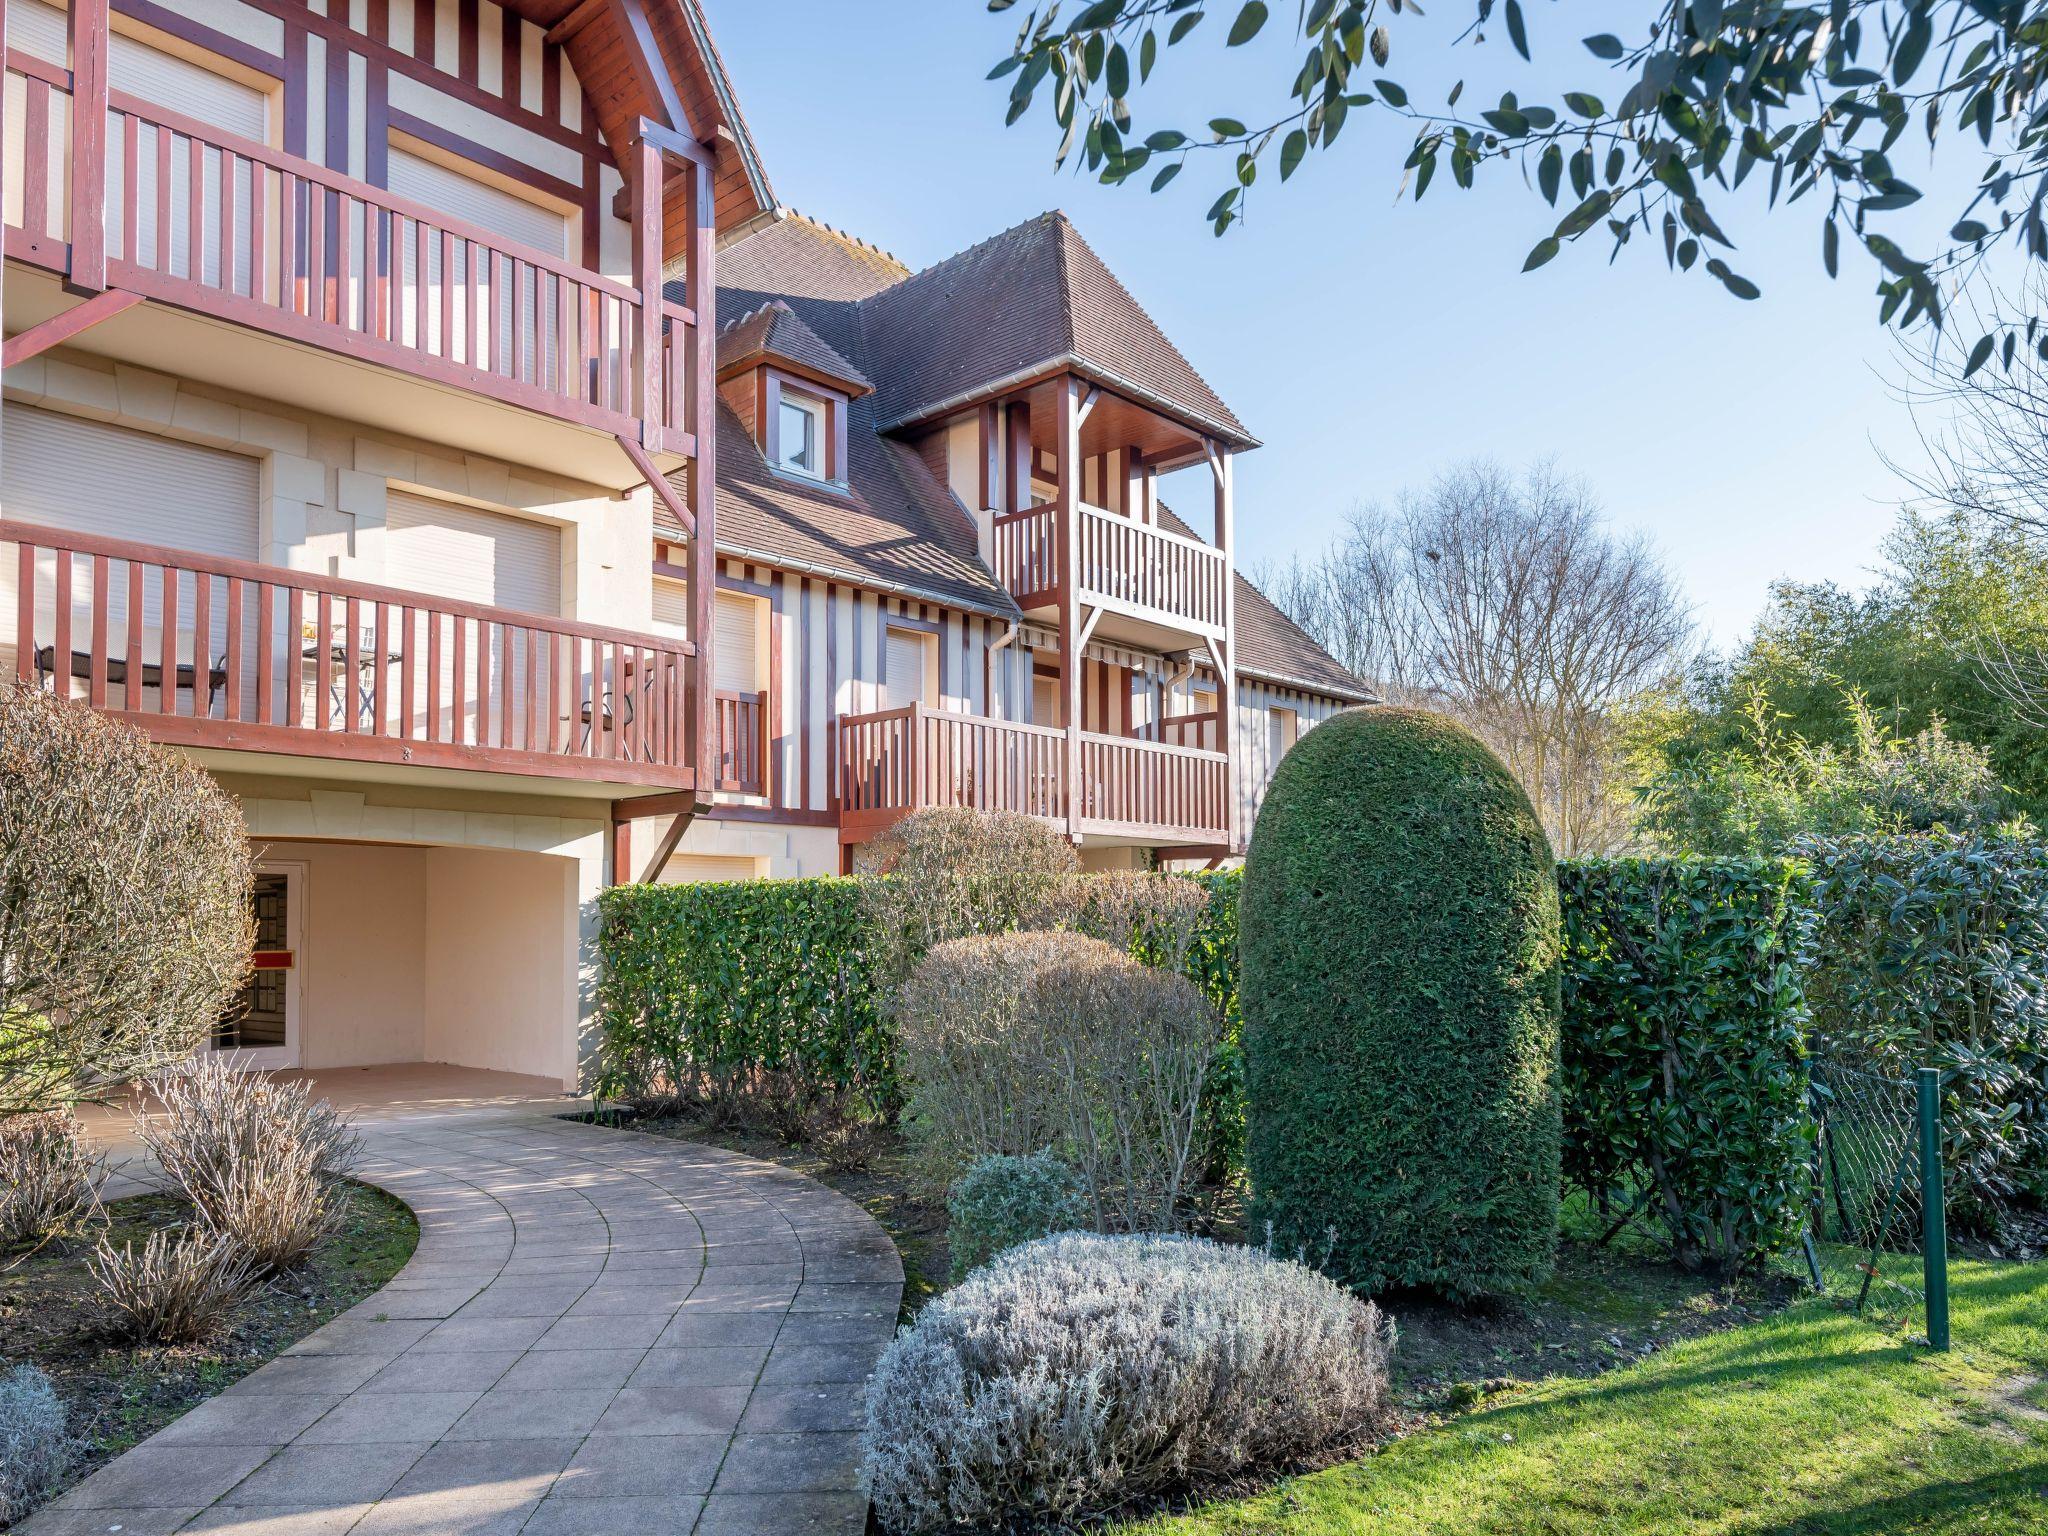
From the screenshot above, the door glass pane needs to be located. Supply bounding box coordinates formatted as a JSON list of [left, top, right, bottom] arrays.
[[216, 872, 288, 1050]]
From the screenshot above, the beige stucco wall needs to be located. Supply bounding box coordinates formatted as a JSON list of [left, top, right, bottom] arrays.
[[424, 845, 579, 1083], [629, 815, 840, 882], [231, 776, 604, 1088], [2, 348, 655, 632], [259, 840, 430, 1071]]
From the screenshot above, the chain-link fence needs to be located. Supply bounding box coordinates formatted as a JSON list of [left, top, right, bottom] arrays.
[[1805, 1057, 1950, 1347]]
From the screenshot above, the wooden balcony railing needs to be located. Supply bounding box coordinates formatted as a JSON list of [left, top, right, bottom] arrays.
[[987, 501, 1228, 637], [714, 689, 765, 794], [836, 704, 1226, 845], [1076, 731, 1229, 842], [4, 519, 696, 788], [4, 53, 695, 447]]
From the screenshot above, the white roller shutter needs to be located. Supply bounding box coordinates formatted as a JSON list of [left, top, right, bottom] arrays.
[[4, 406, 258, 554], [713, 592, 759, 694], [112, 31, 268, 140], [383, 490, 560, 617], [388, 146, 567, 256], [3, 406, 259, 681], [885, 625, 934, 712], [651, 575, 689, 640]]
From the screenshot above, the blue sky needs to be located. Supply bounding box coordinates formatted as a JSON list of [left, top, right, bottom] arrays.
[[707, 1, 1980, 647]]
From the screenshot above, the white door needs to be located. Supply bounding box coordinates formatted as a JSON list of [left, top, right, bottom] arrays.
[[212, 861, 304, 1070]]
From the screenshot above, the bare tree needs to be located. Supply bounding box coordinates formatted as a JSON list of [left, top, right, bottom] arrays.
[[1263, 462, 1694, 856]]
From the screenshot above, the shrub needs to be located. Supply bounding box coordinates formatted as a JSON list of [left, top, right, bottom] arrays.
[[1243, 708, 1562, 1299], [1051, 870, 1214, 974], [1559, 858, 1813, 1272], [0, 1111, 105, 1249], [1020, 940, 1218, 1232], [946, 1151, 1089, 1282], [1799, 833, 2048, 1225], [594, 877, 889, 1127], [138, 1058, 360, 1272], [0, 686, 254, 1116], [89, 1227, 256, 1343], [893, 931, 1094, 1194], [857, 807, 1078, 985], [0, 1363, 71, 1526], [861, 1232, 1395, 1533]]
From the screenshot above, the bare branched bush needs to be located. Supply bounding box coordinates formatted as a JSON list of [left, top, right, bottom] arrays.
[[1023, 942, 1217, 1233], [0, 686, 254, 1116], [893, 932, 1094, 1195], [0, 1363, 71, 1524], [0, 1111, 106, 1250], [856, 808, 1078, 984], [138, 1058, 360, 1273], [1047, 869, 1213, 974], [89, 1226, 257, 1343], [861, 1232, 1396, 1533]]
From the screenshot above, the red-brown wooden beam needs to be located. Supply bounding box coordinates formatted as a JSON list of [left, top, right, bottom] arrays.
[[3, 290, 142, 368], [616, 435, 693, 537], [68, 0, 111, 291], [609, 0, 689, 135], [688, 154, 718, 808]]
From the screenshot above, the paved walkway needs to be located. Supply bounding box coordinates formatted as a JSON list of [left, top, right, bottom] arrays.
[[32, 1098, 902, 1536]]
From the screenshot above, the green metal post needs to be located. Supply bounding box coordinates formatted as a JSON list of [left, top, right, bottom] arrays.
[[1918, 1067, 1950, 1351]]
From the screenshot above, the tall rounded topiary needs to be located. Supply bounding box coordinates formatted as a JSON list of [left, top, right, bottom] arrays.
[[1243, 707, 1561, 1298]]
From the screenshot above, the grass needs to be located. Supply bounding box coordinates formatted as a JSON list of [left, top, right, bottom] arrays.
[[1113, 1257, 2048, 1535], [0, 1181, 417, 1500]]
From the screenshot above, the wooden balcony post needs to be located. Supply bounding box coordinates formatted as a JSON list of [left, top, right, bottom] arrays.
[[1056, 376, 1083, 839], [687, 154, 718, 804], [68, 0, 110, 291], [632, 132, 663, 449], [1212, 443, 1239, 853]]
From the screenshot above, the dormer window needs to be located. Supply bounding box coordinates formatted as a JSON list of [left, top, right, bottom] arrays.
[[777, 391, 827, 479]]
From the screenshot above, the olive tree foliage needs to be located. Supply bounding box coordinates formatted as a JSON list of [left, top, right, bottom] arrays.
[[1257, 460, 1693, 856], [0, 688, 254, 1117], [987, 0, 2048, 355]]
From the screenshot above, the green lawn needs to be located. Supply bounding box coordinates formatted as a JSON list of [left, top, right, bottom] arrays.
[[1117, 1259, 2048, 1535]]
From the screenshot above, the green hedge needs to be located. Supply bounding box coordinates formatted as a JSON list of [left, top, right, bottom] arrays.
[[1558, 857, 1813, 1272], [592, 877, 891, 1115], [1243, 709, 1563, 1300]]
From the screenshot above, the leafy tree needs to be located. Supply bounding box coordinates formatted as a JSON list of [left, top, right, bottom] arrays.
[[1650, 507, 2048, 824], [1637, 682, 2016, 853], [988, 0, 2048, 353]]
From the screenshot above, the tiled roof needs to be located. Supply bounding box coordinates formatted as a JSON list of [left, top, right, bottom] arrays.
[[858, 212, 1255, 447], [1156, 505, 1373, 701], [717, 300, 873, 395]]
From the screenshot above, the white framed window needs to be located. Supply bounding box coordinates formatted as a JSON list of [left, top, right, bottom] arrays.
[[1269, 705, 1300, 759], [776, 391, 827, 479], [885, 624, 938, 712]]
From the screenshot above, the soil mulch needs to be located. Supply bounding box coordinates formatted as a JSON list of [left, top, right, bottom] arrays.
[[0, 1182, 418, 1503]]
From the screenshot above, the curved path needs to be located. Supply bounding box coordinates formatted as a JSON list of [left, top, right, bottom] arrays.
[[30, 1107, 902, 1536]]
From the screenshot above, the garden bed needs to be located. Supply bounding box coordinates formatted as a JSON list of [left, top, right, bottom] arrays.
[[0, 1181, 416, 1501]]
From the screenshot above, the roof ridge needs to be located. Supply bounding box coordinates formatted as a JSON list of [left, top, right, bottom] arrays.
[[881, 209, 1064, 294], [773, 207, 909, 273]]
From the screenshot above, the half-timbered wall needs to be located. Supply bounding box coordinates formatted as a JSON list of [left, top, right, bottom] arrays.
[[8, 0, 634, 279]]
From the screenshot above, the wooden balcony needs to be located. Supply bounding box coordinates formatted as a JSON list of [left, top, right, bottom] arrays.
[[4, 51, 700, 482], [992, 501, 1229, 641], [712, 689, 766, 795], [837, 703, 1229, 847], [5, 519, 696, 792]]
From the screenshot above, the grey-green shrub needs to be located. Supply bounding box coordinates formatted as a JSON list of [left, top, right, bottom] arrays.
[[861, 1232, 1395, 1533], [946, 1151, 1088, 1282], [0, 1363, 70, 1524]]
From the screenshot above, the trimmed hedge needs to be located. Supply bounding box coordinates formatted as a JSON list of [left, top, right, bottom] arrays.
[[1559, 858, 1813, 1272], [593, 877, 890, 1115], [1242, 709, 1563, 1299]]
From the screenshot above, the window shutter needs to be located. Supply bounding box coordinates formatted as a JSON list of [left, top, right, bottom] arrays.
[[382, 490, 561, 617], [713, 592, 759, 694]]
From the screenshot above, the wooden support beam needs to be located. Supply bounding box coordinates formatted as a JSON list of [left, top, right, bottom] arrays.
[[609, 810, 633, 887], [3, 290, 142, 368], [1075, 385, 1101, 430], [1214, 446, 1239, 853], [687, 154, 718, 808], [68, 0, 111, 291], [1057, 376, 1083, 838], [609, 0, 688, 134], [1075, 603, 1103, 656], [632, 135, 664, 450], [543, 0, 606, 46], [636, 809, 693, 882], [616, 435, 693, 538]]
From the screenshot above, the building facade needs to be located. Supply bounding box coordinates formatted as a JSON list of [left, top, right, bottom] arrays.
[[1, 0, 1367, 1086]]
